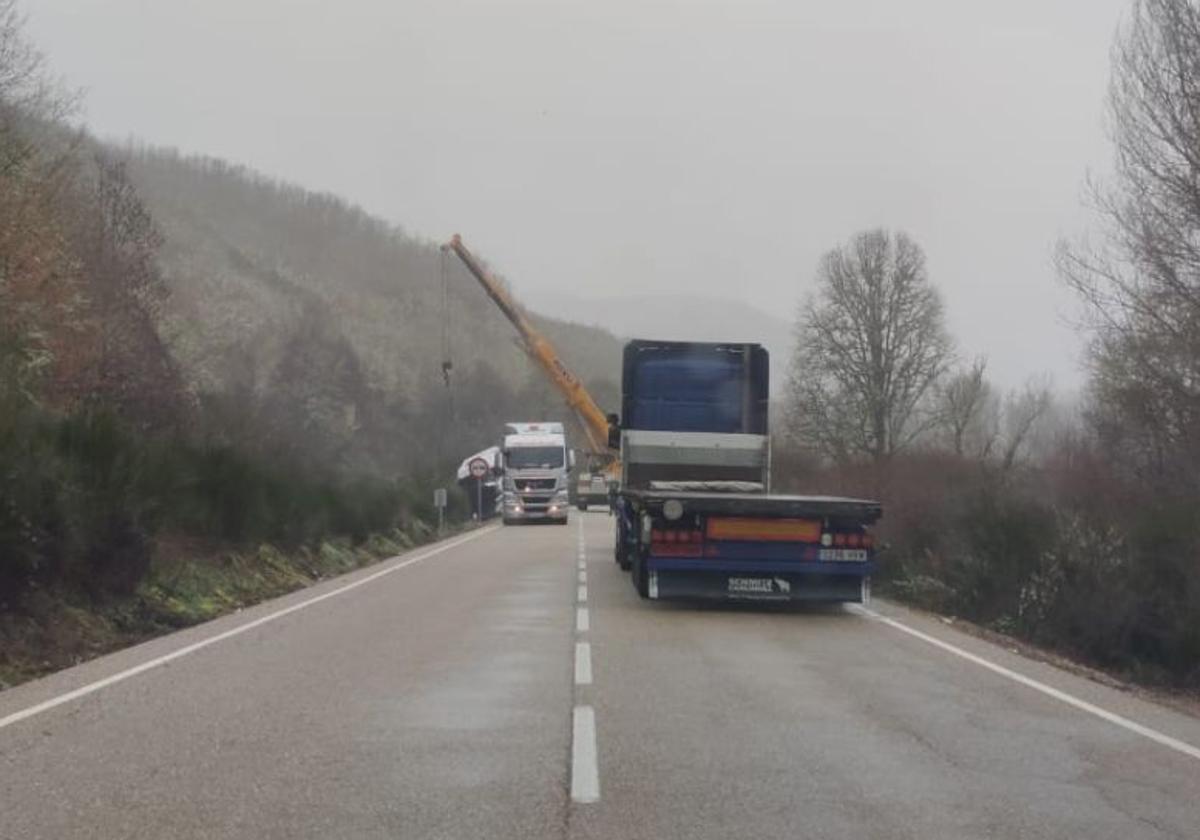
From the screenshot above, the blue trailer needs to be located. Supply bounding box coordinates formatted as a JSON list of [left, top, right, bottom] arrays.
[[612, 340, 881, 603]]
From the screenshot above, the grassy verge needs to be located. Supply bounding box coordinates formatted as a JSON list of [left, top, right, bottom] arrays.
[[0, 518, 458, 690]]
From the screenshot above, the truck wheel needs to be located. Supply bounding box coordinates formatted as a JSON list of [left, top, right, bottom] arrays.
[[578, 502, 588, 512], [614, 541, 632, 571], [631, 551, 649, 599]]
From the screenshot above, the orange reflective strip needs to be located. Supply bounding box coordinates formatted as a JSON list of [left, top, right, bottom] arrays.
[[705, 517, 822, 542]]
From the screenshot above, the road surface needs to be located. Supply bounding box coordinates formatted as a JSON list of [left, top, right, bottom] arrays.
[[2, 514, 1198, 839]]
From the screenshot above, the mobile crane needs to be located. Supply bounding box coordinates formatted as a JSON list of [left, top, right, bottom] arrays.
[[441, 235, 619, 495]]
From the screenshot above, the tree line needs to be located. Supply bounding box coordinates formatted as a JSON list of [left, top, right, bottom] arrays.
[[779, 0, 1200, 687], [0, 0, 620, 608]]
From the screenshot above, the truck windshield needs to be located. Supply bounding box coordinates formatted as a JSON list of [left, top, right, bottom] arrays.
[[506, 446, 564, 469]]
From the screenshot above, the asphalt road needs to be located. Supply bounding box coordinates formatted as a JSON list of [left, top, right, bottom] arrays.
[[2, 514, 1199, 839]]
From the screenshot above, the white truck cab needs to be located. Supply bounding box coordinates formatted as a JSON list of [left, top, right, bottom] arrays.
[[500, 422, 572, 525]]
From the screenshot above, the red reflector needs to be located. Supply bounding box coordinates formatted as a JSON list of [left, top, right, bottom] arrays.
[[847, 533, 860, 548], [834, 533, 847, 547], [665, 531, 677, 543]]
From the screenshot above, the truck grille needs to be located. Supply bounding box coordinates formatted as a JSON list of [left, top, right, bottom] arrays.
[[515, 478, 556, 491]]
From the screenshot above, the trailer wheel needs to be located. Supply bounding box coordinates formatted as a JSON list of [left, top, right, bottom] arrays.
[[614, 541, 632, 571], [632, 550, 649, 599]]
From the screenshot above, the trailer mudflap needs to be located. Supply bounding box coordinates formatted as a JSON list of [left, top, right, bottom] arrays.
[[647, 563, 869, 603]]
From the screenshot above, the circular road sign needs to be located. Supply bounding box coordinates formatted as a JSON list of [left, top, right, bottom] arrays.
[[468, 457, 490, 479]]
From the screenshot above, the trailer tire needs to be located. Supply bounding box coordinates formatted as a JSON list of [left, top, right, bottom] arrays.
[[614, 541, 632, 571], [632, 550, 649, 599]]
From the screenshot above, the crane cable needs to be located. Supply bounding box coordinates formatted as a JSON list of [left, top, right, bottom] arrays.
[[440, 248, 453, 388]]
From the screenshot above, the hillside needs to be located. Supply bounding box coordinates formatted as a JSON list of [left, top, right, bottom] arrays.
[[120, 146, 623, 474]]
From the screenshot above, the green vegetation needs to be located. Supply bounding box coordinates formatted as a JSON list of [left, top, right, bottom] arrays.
[[0, 0, 614, 689], [0, 525, 442, 689]]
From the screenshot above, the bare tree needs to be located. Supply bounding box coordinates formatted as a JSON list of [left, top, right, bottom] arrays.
[[938, 357, 993, 457], [786, 229, 954, 463], [0, 0, 79, 405], [1057, 0, 1200, 485], [999, 380, 1052, 471]]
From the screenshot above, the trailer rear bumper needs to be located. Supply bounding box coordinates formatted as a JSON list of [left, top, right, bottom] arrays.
[[645, 558, 871, 603]]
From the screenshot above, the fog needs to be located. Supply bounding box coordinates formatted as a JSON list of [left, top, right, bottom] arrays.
[[29, 0, 1127, 390]]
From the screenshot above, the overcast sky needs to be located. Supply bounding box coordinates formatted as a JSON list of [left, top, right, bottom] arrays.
[[29, 0, 1129, 390]]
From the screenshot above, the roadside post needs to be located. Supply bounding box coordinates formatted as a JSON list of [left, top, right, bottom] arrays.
[[433, 487, 447, 534], [468, 457, 489, 521]]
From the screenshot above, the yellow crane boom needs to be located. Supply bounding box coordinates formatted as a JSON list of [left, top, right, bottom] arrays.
[[441, 234, 617, 467]]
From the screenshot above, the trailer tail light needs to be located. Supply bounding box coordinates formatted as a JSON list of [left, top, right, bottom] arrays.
[[834, 533, 847, 547], [650, 525, 704, 557], [706, 517, 822, 543]]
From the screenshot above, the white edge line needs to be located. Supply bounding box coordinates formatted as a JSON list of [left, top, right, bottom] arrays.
[[571, 705, 600, 803], [0, 526, 499, 732], [861, 607, 1200, 763], [576, 607, 590, 633], [575, 642, 593, 685]]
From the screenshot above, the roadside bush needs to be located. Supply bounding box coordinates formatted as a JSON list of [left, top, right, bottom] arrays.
[[781, 446, 1200, 688], [0, 399, 432, 604]]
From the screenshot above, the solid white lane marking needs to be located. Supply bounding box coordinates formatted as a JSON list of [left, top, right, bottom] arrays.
[[575, 642, 593, 685], [0, 527, 500, 733], [571, 705, 600, 803], [860, 607, 1200, 763], [576, 607, 590, 633], [578, 584, 588, 603]]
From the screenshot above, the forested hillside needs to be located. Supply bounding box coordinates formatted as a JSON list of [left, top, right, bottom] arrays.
[[122, 145, 622, 476], [0, 1, 620, 684]]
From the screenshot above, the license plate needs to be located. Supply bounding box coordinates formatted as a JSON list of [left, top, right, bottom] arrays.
[[818, 549, 868, 562]]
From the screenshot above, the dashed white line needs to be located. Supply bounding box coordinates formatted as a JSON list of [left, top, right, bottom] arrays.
[[578, 584, 588, 603], [571, 706, 600, 803], [859, 607, 1200, 763], [575, 642, 593, 685], [0, 526, 499, 733], [578, 570, 587, 584], [576, 607, 590, 633]]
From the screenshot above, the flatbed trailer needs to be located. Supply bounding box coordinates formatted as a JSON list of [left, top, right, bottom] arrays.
[[618, 488, 882, 603], [611, 339, 882, 604]]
